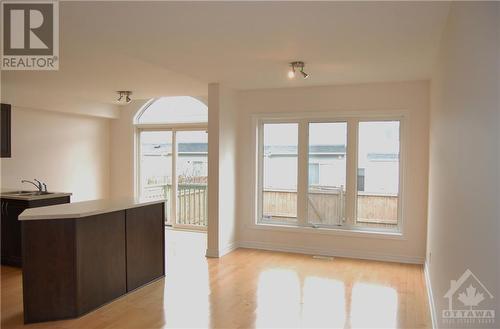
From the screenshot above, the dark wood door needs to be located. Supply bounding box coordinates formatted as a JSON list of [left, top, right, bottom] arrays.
[[125, 204, 165, 291]]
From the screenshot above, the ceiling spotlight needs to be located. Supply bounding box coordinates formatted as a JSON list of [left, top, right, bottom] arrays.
[[116, 91, 132, 105], [288, 61, 309, 80]]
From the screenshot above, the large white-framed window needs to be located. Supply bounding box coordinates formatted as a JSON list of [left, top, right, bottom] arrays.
[[255, 113, 405, 235], [135, 97, 208, 230], [261, 122, 299, 224]]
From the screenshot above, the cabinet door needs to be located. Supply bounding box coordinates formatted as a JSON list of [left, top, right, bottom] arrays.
[[6, 206, 24, 264], [1, 201, 9, 261], [1, 104, 11, 158], [125, 204, 165, 291], [1, 202, 24, 266]]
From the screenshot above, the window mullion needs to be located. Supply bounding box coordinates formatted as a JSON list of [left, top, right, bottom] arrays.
[[297, 120, 309, 226], [345, 119, 358, 226], [171, 130, 178, 225], [136, 128, 142, 199], [257, 122, 264, 223]]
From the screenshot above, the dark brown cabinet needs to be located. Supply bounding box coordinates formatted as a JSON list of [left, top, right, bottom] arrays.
[[0, 196, 70, 267], [22, 203, 165, 323], [1, 103, 11, 158], [126, 205, 165, 291], [76, 211, 128, 315]]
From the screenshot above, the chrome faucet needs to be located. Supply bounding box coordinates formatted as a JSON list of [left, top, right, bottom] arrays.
[[34, 179, 43, 191], [21, 179, 43, 192]]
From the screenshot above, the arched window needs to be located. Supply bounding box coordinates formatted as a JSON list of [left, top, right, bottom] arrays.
[[136, 96, 207, 124], [135, 96, 208, 230]]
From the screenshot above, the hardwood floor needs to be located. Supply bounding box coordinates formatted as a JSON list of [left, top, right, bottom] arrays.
[[1, 229, 430, 328]]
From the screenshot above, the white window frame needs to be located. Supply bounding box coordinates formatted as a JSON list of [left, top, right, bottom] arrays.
[[135, 123, 208, 231], [251, 110, 407, 240], [258, 119, 300, 226]]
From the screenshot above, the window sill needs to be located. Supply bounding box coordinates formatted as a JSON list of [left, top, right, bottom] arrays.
[[250, 222, 405, 240]]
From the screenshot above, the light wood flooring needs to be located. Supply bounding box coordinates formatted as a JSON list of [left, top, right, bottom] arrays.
[[1, 229, 430, 328]]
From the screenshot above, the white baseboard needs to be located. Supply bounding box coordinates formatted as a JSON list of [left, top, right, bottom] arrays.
[[219, 241, 238, 257], [424, 261, 438, 329], [205, 241, 238, 258], [237, 240, 425, 264]]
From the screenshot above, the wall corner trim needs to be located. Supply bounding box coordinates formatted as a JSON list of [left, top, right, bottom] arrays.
[[424, 261, 438, 329]]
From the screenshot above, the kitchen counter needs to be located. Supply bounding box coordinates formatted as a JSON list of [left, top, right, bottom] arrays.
[[21, 198, 165, 323], [19, 197, 165, 220], [0, 191, 72, 201]]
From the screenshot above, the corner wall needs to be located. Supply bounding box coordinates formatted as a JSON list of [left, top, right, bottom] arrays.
[[426, 2, 500, 328], [236, 81, 430, 263], [207, 83, 238, 257]]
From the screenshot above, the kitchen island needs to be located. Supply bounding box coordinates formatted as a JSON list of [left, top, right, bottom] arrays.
[[19, 198, 165, 324]]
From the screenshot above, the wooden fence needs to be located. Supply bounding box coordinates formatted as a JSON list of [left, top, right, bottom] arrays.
[[357, 193, 398, 223], [308, 188, 345, 225], [263, 189, 398, 226], [142, 185, 397, 228]]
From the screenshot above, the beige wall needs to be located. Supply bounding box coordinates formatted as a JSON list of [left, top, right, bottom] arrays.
[[427, 2, 500, 327], [0, 107, 110, 201], [236, 81, 430, 263], [109, 100, 147, 199]]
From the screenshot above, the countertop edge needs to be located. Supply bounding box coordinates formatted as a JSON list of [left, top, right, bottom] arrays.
[[19, 199, 165, 221], [0, 192, 73, 201]]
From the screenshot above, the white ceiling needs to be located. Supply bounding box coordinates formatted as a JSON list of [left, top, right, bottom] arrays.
[[1, 1, 450, 118]]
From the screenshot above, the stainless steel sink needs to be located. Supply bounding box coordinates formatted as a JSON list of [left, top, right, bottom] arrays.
[[27, 191, 54, 196], [2, 191, 54, 196]]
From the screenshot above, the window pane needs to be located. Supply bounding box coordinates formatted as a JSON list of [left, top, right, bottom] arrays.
[[176, 130, 208, 227], [308, 122, 347, 226], [262, 123, 298, 222], [139, 131, 172, 224], [356, 121, 400, 228]]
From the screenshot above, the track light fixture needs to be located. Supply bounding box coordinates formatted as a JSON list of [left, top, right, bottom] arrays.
[[116, 91, 132, 105], [288, 61, 309, 80]]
